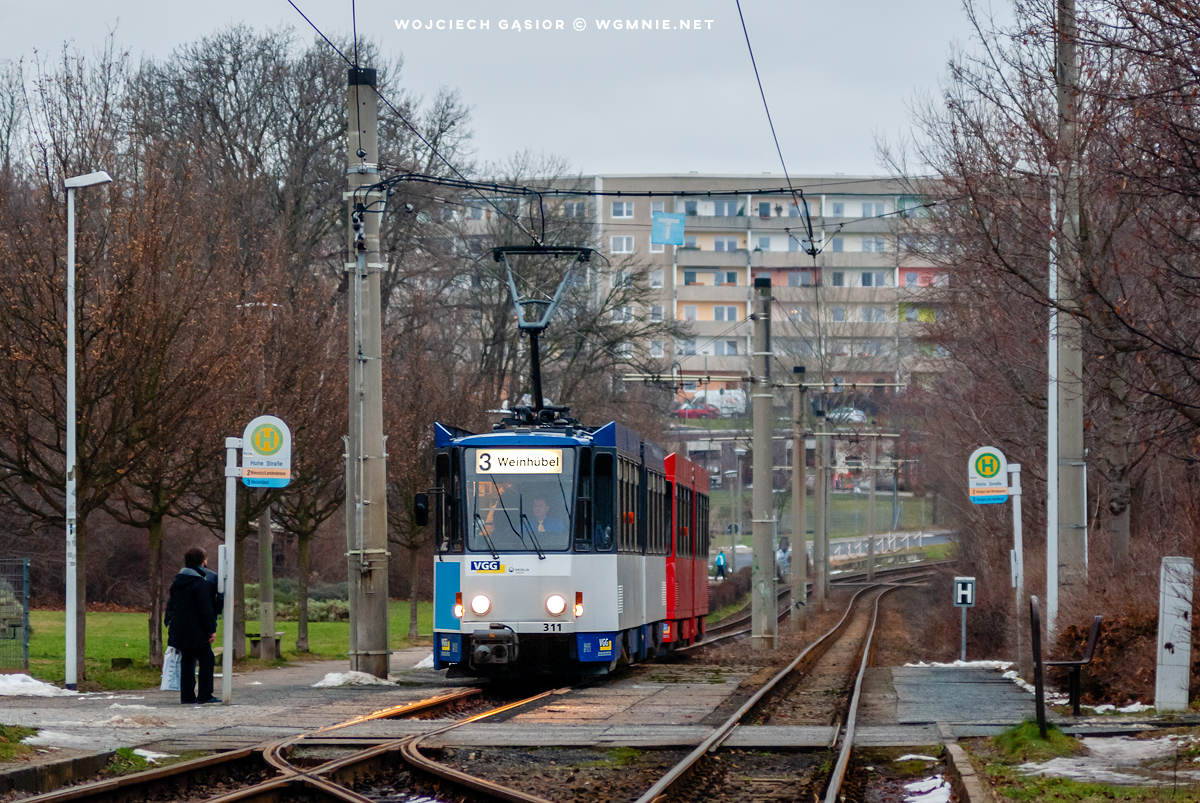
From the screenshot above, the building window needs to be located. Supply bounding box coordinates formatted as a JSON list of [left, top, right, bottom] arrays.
[[651, 304, 663, 322], [651, 201, 665, 214], [788, 306, 813, 323], [758, 202, 772, 217], [683, 235, 698, 248], [723, 271, 738, 285], [714, 236, 739, 251], [862, 202, 885, 217], [832, 306, 846, 322], [615, 342, 633, 359], [832, 272, 845, 287], [612, 201, 633, 218], [563, 201, 586, 217], [649, 270, 664, 288], [611, 236, 633, 253], [758, 237, 771, 251], [684, 200, 698, 216], [650, 340, 664, 358], [714, 339, 739, 356], [789, 202, 802, 217], [650, 241, 665, 254], [681, 340, 697, 356], [862, 306, 886, 323], [861, 270, 887, 287], [713, 199, 740, 216], [713, 305, 737, 322], [832, 202, 844, 216], [831, 237, 844, 252], [684, 270, 698, 285], [903, 305, 919, 322], [683, 305, 698, 321], [612, 305, 633, 322], [466, 206, 484, 220], [934, 273, 950, 287], [788, 272, 802, 287], [905, 272, 918, 287], [863, 237, 886, 253]]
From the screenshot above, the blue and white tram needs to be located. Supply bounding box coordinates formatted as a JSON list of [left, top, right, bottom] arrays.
[[426, 419, 705, 676]]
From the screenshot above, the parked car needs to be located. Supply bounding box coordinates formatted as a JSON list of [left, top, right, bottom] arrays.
[[827, 407, 867, 424], [672, 402, 720, 419]]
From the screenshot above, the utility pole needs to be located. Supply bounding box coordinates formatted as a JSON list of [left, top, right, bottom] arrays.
[[791, 367, 808, 630], [345, 66, 390, 678], [867, 437, 876, 582], [1053, 0, 1087, 638], [813, 410, 827, 607], [750, 277, 776, 650]]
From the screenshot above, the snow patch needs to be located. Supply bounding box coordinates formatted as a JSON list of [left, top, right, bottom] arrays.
[[312, 671, 395, 688], [133, 749, 176, 763], [0, 674, 78, 697], [109, 703, 152, 710], [904, 660, 1013, 670], [412, 654, 434, 669], [1018, 736, 1200, 786], [903, 774, 952, 803], [1119, 702, 1153, 713], [897, 754, 939, 763], [22, 731, 98, 749]]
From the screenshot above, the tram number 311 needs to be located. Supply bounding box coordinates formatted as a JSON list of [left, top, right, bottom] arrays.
[[543, 623, 563, 632]]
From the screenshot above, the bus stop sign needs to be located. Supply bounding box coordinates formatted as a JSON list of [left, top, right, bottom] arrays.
[[242, 415, 291, 488]]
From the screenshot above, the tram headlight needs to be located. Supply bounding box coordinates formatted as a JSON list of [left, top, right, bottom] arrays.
[[454, 592, 463, 619], [546, 594, 567, 616], [470, 594, 491, 616]]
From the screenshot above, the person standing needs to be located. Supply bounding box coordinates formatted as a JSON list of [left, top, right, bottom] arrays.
[[166, 547, 218, 704], [714, 549, 727, 580]]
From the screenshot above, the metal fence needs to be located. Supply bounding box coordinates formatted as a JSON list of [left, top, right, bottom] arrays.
[[0, 559, 30, 671]]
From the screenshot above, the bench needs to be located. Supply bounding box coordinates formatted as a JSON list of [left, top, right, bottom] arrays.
[[1046, 614, 1103, 716], [247, 631, 285, 659]]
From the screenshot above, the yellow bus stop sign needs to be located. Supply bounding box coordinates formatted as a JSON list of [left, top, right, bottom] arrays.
[[968, 446, 1007, 504], [242, 415, 291, 488]]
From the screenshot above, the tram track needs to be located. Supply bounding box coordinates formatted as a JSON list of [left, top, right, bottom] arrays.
[[17, 560, 943, 803], [633, 581, 909, 803]]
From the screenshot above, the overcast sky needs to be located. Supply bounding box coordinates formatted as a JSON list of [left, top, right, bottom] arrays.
[[0, 0, 991, 176]]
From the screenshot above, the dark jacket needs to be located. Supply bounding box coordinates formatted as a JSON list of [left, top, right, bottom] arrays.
[[165, 567, 217, 650]]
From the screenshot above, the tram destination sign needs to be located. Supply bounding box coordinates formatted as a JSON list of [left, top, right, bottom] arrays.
[[967, 446, 1008, 505], [476, 449, 563, 474], [242, 415, 292, 488]]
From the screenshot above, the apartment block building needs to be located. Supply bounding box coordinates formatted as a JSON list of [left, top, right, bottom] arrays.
[[575, 173, 945, 400]]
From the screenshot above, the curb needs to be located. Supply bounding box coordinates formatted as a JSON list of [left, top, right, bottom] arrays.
[[937, 722, 991, 803], [0, 751, 115, 796]]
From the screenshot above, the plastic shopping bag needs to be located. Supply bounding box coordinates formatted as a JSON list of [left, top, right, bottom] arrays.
[[160, 647, 181, 692]]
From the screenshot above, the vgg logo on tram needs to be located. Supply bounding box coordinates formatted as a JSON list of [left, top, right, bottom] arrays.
[[470, 560, 503, 572]]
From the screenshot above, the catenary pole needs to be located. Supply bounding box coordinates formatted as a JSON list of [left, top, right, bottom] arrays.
[[65, 186, 78, 690], [813, 411, 827, 608], [750, 277, 776, 650], [345, 66, 390, 677], [1053, 0, 1086, 639], [867, 437, 876, 582], [791, 369, 807, 630]]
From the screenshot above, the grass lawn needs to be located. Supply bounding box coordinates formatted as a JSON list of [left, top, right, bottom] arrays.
[[708, 488, 934, 545], [27, 600, 433, 691]]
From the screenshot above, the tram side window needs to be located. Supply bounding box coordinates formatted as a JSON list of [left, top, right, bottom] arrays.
[[666, 480, 675, 556], [698, 495, 710, 558], [575, 447, 593, 552], [593, 453, 615, 551], [619, 459, 638, 553]]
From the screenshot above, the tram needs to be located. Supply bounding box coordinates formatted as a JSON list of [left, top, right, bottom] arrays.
[[421, 419, 710, 676]]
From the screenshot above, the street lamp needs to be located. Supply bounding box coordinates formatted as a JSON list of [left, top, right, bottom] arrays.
[[64, 170, 111, 690]]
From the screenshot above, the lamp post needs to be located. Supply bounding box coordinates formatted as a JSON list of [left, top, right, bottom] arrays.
[[63, 170, 112, 690]]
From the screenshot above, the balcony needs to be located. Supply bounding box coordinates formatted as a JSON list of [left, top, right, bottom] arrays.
[[749, 251, 820, 268], [680, 320, 751, 337], [676, 249, 748, 267], [677, 284, 748, 302], [674, 355, 747, 375], [773, 286, 897, 303], [819, 251, 896, 268]]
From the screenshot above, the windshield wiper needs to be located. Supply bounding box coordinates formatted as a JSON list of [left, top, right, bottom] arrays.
[[519, 495, 546, 560], [473, 512, 499, 559]]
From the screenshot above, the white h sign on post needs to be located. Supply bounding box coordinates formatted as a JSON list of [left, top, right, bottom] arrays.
[[1155, 557, 1193, 712], [955, 576, 975, 662]]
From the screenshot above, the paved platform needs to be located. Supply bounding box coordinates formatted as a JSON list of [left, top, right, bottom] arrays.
[[859, 665, 1038, 737]]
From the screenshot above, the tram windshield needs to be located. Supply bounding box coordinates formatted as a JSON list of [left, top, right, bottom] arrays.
[[465, 447, 576, 554]]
